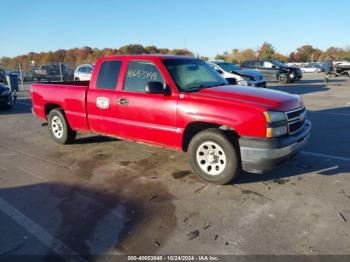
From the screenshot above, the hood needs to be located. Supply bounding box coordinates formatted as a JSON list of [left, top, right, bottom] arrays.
[[189, 85, 302, 112], [233, 69, 262, 78]]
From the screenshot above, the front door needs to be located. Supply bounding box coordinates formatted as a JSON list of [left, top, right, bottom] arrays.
[[115, 60, 178, 148], [260, 61, 278, 80]]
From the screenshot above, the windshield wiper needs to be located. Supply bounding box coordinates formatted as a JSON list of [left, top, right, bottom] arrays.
[[184, 86, 203, 92], [184, 82, 227, 92], [203, 82, 227, 89]]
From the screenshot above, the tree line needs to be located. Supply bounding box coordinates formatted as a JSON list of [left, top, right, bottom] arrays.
[[215, 42, 350, 64], [0, 45, 194, 71], [1, 42, 350, 71]]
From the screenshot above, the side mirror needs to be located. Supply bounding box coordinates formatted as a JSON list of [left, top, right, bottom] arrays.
[[216, 69, 224, 75], [272, 65, 277, 69], [145, 81, 165, 94]]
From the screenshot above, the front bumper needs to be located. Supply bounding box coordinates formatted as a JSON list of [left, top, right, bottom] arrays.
[[239, 120, 311, 173], [248, 80, 267, 88]]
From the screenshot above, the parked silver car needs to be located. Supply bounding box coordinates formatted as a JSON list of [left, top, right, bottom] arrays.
[[74, 64, 94, 81]]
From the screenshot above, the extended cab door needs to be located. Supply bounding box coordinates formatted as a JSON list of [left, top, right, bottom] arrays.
[[86, 59, 123, 134], [114, 59, 179, 148]]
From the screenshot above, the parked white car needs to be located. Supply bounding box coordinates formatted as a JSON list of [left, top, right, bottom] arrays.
[[74, 64, 94, 81], [300, 64, 323, 73], [208, 61, 266, 87]]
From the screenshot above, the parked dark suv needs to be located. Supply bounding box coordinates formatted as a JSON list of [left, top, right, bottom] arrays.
[[32, 64, 74, 82], [241, 60, 302, 84]]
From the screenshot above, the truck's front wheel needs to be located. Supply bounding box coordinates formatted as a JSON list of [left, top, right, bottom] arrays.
[[188, 129, 240, 185], [48, 109, 76, 144], [278, 73, 289, 84]]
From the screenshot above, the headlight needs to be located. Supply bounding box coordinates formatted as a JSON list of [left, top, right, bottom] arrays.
[[1, 90, 10, 96], [243, 76, 251, 81], [238, 80, 248, 86], [266, 126, 288, 138], [263, 111, 287, 123], [263, 111, 288, 138]]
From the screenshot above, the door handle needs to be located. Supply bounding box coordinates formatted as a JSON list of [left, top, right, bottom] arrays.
[[118, 98, 128, 105]]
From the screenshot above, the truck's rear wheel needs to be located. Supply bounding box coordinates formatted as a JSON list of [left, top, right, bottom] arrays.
[[188, 129, 240, 185], [48, 109, 76, 144]]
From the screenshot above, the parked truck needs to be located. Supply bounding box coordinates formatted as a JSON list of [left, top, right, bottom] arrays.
[[31, 55, 311, 184]]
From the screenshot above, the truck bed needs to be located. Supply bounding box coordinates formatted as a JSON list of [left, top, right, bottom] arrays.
[[31, 81, 90, 131]]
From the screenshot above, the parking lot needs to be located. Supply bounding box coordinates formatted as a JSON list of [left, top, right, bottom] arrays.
[[0, 73, 350, 258]]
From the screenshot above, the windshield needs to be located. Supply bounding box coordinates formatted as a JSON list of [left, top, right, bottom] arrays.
[[163, 59, 228, 92], [216, 62, 240, 72], [271, 60, 288, 68]]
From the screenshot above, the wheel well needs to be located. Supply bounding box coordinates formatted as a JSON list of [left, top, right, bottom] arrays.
[[182, 122, 238, 152], [45, 104, 61, 118]]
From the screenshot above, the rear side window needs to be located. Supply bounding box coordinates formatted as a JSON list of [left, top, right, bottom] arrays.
[[123, 61, 164, 92], [96, 61, 122, 89], [243, 61, 254, 67], [253, 61, 263, 67]]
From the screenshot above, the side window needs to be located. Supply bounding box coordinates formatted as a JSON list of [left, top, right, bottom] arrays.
[[86, 67, 93, 74], [253, 61, 263, 67], [246, 61, 254, 67], [124, 61, 164, 92], [96, 61, 122, 90], [263, 61, 274, 68], [78, 67, 85, 73]]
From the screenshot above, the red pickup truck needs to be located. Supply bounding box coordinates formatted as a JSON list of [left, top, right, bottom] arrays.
[[31, 55, 311, 184]]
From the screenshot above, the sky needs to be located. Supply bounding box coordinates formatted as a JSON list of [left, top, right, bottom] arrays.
[[1, 0, 349, 58]]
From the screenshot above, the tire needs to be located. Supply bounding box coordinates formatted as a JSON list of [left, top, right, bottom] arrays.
[[47, 109, 76, 144], [4, 94, 16, 109], [188, 128, 240, 185], [278, 74, 289, 84], [75, 78, 80, 81]]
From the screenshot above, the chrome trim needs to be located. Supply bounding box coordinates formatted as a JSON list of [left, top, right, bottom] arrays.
[[241, 121, 311, 162], [288, 120, 305, 135], [285, 107, 306, 135], [285, 107, 306, 121]]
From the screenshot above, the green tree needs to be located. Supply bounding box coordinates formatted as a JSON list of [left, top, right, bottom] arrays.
[[118, 44, 146, 54], [257, 42, 275, 60], [214, 54, 227, 61], [145, 45, 159, 54], [170, 49, 194, 56], [293, 45, 322, 62], [230, 48, 256, 63]]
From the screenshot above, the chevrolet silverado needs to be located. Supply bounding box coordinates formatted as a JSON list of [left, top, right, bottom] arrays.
[[31, 55, 311, 184]]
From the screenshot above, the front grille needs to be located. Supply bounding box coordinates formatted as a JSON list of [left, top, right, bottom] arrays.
[[286, 107, 305, 121], [289, 119, 305, 134], [286, 107, 306, 135]]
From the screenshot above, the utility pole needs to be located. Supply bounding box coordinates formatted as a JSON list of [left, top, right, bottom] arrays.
[[18, 63, 24, 90], [59, 62, 63, 82]]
